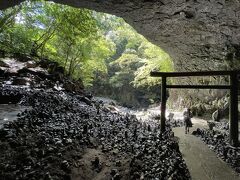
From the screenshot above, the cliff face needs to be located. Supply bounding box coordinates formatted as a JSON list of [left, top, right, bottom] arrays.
[[1, 0, 240, 71]]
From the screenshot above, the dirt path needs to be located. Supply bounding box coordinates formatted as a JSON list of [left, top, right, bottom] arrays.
[[173, 118, 240, 180]]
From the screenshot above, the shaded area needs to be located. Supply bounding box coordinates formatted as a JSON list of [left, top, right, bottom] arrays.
[[0, 95, 23, 104], [0, 86, 190, 179]]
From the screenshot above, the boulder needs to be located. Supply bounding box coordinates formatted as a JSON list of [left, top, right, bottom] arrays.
[[212, 109, 220, 122], [25, 61, 37, 68], [12, 77, 29, 85], [0, 60, 9, 68], [192, 104, 206, 116], [207, 121, 215, 130], [63, 80, 84, 93], [13, 53, 32, 62]]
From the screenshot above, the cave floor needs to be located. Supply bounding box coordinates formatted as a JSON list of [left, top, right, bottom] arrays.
[[173, 118, 240, 180]]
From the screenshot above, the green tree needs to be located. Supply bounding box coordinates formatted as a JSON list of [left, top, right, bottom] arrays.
[[0, 1, 114, 86], [133, 42, 173, 88], [1, 1, 174, 106], [90, 14, 173, 107]]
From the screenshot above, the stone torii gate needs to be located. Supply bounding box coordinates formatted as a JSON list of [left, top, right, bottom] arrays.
[[150, 70, 240, 147]]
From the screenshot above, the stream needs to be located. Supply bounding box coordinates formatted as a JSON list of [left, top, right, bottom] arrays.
[[94, 96, 186, 122], [0, 104, 30, 128]]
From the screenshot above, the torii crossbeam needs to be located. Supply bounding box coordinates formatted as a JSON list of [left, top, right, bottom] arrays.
[[150, 70, 240, 147]]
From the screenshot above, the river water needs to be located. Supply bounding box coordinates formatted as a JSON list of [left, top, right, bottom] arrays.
[[94, 96, 185, 122], [0, 104, 30, 128]]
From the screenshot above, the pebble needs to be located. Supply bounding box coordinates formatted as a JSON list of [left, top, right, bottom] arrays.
[[0, 85, 191, 179], [193, 128, 240, 174]]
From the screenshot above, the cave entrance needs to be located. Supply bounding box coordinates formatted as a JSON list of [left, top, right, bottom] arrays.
[[151, 70, 240, 147]]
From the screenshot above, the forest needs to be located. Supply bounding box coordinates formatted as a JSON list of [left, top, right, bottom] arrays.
[[0, 0, 173, 107]]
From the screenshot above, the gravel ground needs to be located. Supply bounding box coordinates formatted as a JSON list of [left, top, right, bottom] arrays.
[[0, 85, 191, 180]]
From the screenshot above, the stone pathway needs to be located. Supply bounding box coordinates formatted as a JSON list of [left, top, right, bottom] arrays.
[[173, 118, 240, 180]]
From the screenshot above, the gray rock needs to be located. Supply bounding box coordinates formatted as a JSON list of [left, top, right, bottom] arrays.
[[2, 1, 240, 72], [212, 109, 220, 121]]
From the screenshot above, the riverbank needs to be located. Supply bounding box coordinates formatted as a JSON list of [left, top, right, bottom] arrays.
[[0, 85, 191, 179]]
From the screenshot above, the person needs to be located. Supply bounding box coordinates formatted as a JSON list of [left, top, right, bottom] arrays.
[[183, 108, 193, 134]]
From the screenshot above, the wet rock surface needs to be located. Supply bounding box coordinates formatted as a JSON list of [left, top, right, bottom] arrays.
[[0, 85, 191, 179], [193, 128, 240, 174], [0, 56, 84, 93], [0, 55, 191, 179]]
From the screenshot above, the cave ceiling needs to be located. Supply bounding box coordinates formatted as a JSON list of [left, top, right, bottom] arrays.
[[1, 0, 240, 71]]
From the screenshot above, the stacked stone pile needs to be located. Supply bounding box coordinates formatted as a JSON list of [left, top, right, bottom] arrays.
[[0, 86, 191, 179], [193, 128, 240, 174]]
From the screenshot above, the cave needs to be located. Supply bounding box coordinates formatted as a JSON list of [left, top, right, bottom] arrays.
[[1, 1, 240, 179], [1, 0, 240, 71]]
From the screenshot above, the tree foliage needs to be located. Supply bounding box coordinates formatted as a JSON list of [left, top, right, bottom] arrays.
[[133, 42, 173, 88], [90, 14, 173, 106], [0, 1, 113, 86], [0, 1, 173, 106]]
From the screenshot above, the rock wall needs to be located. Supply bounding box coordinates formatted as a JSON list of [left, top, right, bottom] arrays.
[[1, 0, 240, 71]]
